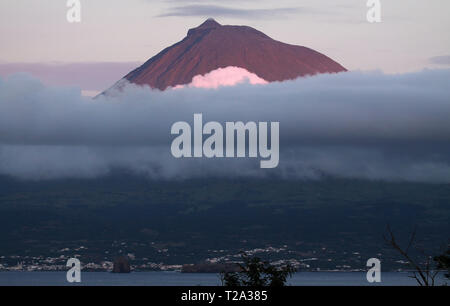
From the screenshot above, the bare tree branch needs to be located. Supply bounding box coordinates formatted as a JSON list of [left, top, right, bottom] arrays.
[[384, 225, 438, 286]]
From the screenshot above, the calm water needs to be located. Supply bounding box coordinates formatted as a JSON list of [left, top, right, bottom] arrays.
[[0, 271, 447, 286]]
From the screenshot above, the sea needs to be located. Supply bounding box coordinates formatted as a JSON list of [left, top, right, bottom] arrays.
[[0, 271, 447, 286]]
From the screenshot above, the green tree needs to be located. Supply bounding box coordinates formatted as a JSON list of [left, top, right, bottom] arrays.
[[220, 252, 296, 287]]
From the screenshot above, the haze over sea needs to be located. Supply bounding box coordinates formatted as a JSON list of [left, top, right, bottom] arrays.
[[0, 272, 447, 286]]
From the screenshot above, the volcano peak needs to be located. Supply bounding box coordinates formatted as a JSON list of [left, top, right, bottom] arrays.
[[116, 20, 346, 91], [198, 18, 221, 28]]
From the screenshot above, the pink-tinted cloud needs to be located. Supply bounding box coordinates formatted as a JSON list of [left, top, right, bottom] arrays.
[[176, 66, 267, 89]]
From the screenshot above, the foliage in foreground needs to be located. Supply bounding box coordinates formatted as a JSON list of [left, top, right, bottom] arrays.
[[434, 248, 450, 280], [220, 253, 296, 287]]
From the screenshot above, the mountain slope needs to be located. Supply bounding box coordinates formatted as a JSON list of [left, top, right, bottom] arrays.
[[121, 18, 347, 90]]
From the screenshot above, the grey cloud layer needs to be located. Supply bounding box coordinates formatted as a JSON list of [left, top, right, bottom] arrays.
[[157, 4, 303, 19], [0, 70, 449, 182]]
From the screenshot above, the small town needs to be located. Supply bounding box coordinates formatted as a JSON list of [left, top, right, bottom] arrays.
[[0, 243, 403, 273]]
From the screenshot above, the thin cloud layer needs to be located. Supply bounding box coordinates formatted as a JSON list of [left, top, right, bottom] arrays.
[[429, 56, 450, 66], [0, 62, 141, 92], [0, 69, 450, 182], [157, 4, 303, 19]]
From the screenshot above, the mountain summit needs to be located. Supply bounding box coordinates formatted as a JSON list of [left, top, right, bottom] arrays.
[[118, 19, 346, 90]]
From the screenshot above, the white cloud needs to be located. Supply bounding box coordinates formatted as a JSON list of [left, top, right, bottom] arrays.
[[175, 66, 267, 89]]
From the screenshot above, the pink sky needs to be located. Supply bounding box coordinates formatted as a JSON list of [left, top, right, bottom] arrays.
[[0, 0, 449, 94]]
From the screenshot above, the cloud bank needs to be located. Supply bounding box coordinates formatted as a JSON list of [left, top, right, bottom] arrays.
[[0, 69, 450, 182]]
